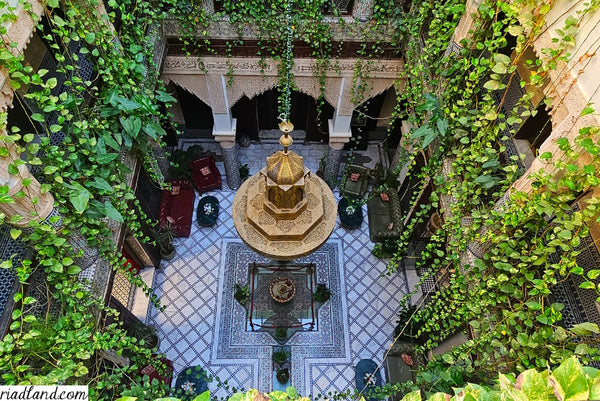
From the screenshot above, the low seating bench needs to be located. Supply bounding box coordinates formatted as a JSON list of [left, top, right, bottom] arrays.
[[367, 190, 403, 243], [158, 180, 196, 237], [383, 342, 426, 401]]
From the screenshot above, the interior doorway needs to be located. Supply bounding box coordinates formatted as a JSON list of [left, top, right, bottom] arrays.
[[175, 85, 214, 138], [232, 89, 334, 143]]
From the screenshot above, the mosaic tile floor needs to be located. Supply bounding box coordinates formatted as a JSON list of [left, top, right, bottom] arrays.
[[147, 142, 408, 398]]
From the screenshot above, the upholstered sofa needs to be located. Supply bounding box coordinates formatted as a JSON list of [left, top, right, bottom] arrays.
[[191, 155, 222, 193], [158, 180, 196, 237], [383, 342, 426, 401], [367, 190, 403, 243]]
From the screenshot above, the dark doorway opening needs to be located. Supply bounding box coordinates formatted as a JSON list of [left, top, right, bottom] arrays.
[[176, 85, 214, 138], [345, 89, 390, 151], [232, 89, 333, 143]]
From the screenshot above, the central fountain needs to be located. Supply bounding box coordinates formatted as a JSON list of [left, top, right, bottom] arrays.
[[232, 121, 336, 260]]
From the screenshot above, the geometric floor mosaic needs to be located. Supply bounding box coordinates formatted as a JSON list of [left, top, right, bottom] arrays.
[[147, 142, 409, 399], [215, 240, 348, 395]]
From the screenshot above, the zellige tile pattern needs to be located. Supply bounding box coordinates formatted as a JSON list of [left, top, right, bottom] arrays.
[[146, 143, 408, 399]]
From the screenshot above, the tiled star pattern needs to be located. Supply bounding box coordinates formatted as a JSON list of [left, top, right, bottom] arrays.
[[146, 142, 408, 399]]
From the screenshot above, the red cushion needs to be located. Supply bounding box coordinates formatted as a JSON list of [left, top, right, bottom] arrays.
[[401, 354, 414, 367], [122, 250, 140, 275], [158, 180, 195, 237], [140, 356, 173, 387], [349, 173, 361, 182]]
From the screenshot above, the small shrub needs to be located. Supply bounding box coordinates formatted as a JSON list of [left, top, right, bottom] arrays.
[[274, 327, 287, 340], [372, 243, 383, 258], [272, 348, 289, 365], [234, 284, 250, 305], [276, 368, 289, 384], [312, 284, 331, 303], [394, 305, 426, 345]]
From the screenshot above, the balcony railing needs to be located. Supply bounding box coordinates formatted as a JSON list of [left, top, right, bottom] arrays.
[[214, 0, 354, 15]]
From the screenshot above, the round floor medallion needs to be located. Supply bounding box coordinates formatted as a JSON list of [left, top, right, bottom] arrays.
[[270, 277, 295, 303]]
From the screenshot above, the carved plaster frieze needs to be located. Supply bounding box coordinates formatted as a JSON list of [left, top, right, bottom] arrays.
[[227, 75, 279, 109], [163, 58, 397, 117], [164, 74, 211, 108], [162, 56, 403, 79]]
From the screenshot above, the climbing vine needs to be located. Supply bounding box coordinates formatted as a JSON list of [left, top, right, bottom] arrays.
[[372, 0, 600, 395], [1, 0, 600, 400], [0, 0, 179, 398]]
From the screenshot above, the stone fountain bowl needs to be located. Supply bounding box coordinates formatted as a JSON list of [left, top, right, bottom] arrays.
[[270, 277, 295, 303]]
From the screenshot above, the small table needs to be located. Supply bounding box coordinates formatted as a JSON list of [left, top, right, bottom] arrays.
[[197, 196, 219, 226], [175, 366, 208, 399], [355, 359, 382, 401], [338, 197, 363, 229]]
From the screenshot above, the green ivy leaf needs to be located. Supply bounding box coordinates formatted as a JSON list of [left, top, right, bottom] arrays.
[[570, 322, 600, 336], [96, 153, 119, 164], [579, 281, 595, 290], [484, 80, 506, 91], [193, 392, 210, 401], [469, 320, 480, 329], [400, 390, 421, 401], [581, 105, 595, 116], [526, 301, 541, 310], [49, 263, 63, 273], [10, 229, 21, 240], [550, 356, 589, 401], [88, 177, 113, 192], [84, 32, 96, 44], [507, 25, 524, 36], [155, 90, 177, 103], [66, 182, 91, 213], [436, 118, 448, 137], [104, 201, 123, 222], [117, 97, 142, 111], [44, 166, 59, 175], [500, 283, 515, 293], [516, 369, 552, 401], [285, 387, 296, 398], [586, 368, 600, 400], [587, 270, 600, 280]]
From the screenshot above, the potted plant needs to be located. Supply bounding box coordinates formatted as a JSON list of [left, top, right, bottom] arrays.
[[234, 283, 250, 306], [276, 368, 289, 385], [155, 220, 176, 260], [168, 145, 211, 180], [130, 321, 159, 349], [272, 348, 289, 366], [274, 327, 287, 342], [312, 283, 331, 303], [316, 151, 327, 178], [239, 163, 250, 182]]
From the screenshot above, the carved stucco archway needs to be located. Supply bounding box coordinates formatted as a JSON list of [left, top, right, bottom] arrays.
[[160, 56, 403, 131]]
